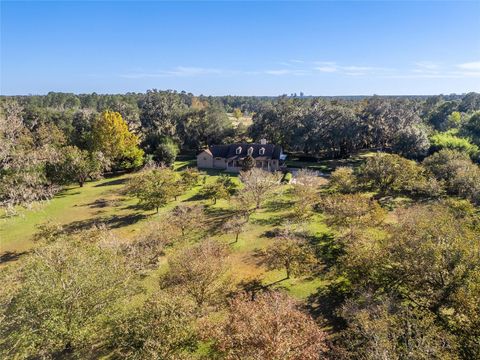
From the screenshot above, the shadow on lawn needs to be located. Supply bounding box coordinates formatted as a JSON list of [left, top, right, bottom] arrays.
[[263, 198, 295, 213], [94, 177, 128, 187], [62, 213, 147, 233], [0, 250, 29, 264], [204, 206, 239, 233], [251, 213, 295, 227]]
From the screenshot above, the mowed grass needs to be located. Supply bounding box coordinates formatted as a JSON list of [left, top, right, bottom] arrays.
[[1, 163, 332, 300]]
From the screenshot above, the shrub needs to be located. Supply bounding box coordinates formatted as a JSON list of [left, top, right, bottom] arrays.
[[329, 167, 357, 193], [429, 132, 479, 158]]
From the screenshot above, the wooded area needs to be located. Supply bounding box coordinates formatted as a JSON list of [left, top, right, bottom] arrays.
[[1, 91, 480, 359]]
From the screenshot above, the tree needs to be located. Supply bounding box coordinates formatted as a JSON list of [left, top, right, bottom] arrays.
[[179, 105, 233, 149], [170, 204, 206, 237], [108, 292, 198, 359], [462, 111, 480, 146], [291, 169, 326, 215], [91, 110, 144, 170], [429, 132, 479, 158], [391, 125, 430, 159], [161, 239, 231, 309], [48, 146, 108, 187], [233, 108, 243, 120], [424, 149, 480, 204], [241, 154, 256, 171], [329, 167, 357, 193], [200, 175, 236, 204], [139, 89, 187, 139], [153, 136, 179, 166], [125, 166, 180, 212], [121, 220, 179, 273], [222, 216, 247, 243], [358, 153, 426, 195], [239, 168, 281, 209], [318, 193, 386, 230], [180, 167, 201, 189], [0, 100, 59, 210], [262, 236, 319, 279], [384, 204, 480, 315], [204, 291, 327, 360], [335, 295, 460, 360], [0, 239, 136, 358]]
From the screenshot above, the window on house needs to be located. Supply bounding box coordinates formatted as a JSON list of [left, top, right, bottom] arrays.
[[236, 146, 242, 154], [247, 147, 254, 155], [259, 147, 265, 155]]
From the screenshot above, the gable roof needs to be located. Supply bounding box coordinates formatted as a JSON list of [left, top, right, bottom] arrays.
[[208, 143, 282, 160]]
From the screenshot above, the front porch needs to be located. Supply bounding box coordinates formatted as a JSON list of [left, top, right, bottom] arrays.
[[226, 159, 272, 172]]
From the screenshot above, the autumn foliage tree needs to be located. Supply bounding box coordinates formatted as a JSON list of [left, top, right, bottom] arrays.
[[91, 110, 144, 170], [161, 239, 232, 309], [205, 291, 327, 360], [262, 235, 319, 279]]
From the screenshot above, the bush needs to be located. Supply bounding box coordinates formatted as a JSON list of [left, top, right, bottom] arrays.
[[424, 149, 480, 204], [329, 167, 356, 193], [429, 132, 479, 159]]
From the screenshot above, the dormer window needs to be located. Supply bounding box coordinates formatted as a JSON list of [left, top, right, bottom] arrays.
[[247, 147, 254, 156], [259, 147, 265, 155], [236, 146, 242, 155]]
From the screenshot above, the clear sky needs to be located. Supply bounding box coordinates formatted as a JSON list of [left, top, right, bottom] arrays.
[[1, 1, 480, 96]]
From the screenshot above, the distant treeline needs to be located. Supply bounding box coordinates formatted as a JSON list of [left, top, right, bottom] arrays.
[[1, 90, 479, 159]]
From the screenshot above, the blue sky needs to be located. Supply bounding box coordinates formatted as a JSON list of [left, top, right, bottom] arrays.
[[1, 1, 480, 96]]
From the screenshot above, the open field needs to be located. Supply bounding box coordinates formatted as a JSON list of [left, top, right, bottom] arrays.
[[1, 162, 332, 299]]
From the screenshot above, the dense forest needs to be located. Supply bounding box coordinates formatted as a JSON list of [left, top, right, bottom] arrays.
[[1, 91, 480, 359]]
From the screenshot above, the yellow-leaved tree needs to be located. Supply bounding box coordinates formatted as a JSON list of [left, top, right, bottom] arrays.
[[92, 111, 144, 170]]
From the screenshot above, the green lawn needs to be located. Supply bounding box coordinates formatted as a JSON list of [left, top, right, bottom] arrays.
[[1, 163, 332, 300]]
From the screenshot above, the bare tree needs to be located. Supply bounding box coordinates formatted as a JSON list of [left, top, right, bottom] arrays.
[[239, 168, 282, 210], [222, 217, 248, 243], [171, 204, 206, 237], [291, 169, 326, 215]]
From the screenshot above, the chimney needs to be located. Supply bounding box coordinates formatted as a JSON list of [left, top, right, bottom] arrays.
[[260, 138, 267, 145]]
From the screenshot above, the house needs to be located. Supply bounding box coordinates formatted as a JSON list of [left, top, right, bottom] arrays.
[[197, 140, 286, 171]]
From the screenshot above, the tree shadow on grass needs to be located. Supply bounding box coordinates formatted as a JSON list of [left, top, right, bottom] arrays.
[[54, 190, 81, 198], [94, 177, 128, 187], [250, 215, 288, 226], [62, 213, 147, 233], [263, 198, 296, 213], [185, 193, 207, 202], [81, 198, 121, 209], [0, 250, 29, 264], [204, 206, 239, 233], [306, 281, 349, 329]]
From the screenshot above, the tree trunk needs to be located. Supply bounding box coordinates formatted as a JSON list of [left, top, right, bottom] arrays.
[[235, 232, 239, 243]]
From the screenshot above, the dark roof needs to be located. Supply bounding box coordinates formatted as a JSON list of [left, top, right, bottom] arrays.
[[209, 143, 282, 160]]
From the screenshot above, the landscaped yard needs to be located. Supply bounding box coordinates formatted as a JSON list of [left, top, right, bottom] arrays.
[[0, 162, 332, 300]]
